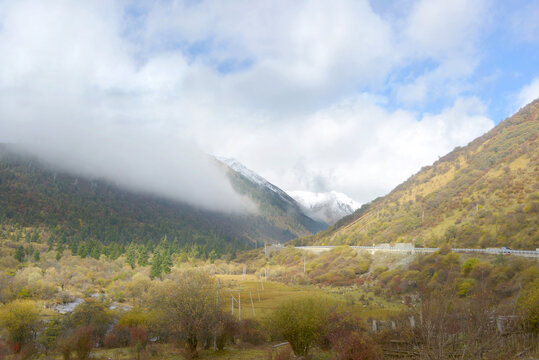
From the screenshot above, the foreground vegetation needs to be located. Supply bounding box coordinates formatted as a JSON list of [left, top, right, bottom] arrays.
[[1, 227, 537, 359]]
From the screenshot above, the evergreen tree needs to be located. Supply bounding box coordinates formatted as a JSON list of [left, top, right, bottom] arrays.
[[14, 245, 25, 262], [26, 245, 35, 257], [208, 249, 218, 264], [47, 236, 55, 251], [126, 245, 137, 269], [137, 246, 149, 266], [33, 250, 40, 262], [162, 251, 172, 274], [150, 251, 162, 280], [189, 243, 200, 259]]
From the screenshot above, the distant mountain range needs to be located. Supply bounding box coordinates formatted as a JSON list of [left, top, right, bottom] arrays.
[[217, 157, 360, 225], [0, 147, 327, 256], [293, 99, 539, 250], [287, 190, 360, 225]]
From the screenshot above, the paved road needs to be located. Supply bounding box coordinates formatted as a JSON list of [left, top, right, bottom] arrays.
[[294, 246, 539, 257]]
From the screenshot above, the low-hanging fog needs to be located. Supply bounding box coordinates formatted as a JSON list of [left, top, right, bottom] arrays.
[[0, 118, 255, 213]]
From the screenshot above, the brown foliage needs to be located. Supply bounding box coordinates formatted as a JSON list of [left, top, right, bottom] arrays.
[[238, 319, 266, 345], [70, 326, 94, 360], [334, 332, 382, 360]]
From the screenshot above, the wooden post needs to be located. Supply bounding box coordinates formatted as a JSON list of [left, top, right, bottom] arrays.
[[250, 291, 256, 317]]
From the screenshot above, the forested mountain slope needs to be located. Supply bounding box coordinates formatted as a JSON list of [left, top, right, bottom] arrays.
[[0, 147, 325, 258], [293, 99, 539, 250]]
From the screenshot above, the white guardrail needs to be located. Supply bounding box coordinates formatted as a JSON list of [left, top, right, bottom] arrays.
[[294, 246, 539, 257]]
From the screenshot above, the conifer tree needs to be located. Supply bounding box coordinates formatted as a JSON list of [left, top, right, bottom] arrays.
[[138, 246, 149, 266], [150, 251, 162, 280], [126, 245, 137, 269], [14, 245, 25, 262], [162, 250, 172, 274]]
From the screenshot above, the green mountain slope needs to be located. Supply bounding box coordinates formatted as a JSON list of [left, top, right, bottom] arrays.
[[293, 99, 539, 250], [0, 146, 325, 256]]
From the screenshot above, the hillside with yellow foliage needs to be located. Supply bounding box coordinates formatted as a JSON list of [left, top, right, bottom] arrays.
[[294, 99, 539, 250]]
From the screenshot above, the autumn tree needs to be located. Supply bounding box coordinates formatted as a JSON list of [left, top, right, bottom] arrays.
[[269, 297, 332, 357], [69, 299, 113, 345], [0, 299, 41, 353], [149, 271, 220, 357]]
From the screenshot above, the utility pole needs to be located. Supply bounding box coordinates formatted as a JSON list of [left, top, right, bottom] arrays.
[[230, 289, 241, 320], [250, 291, 256, 317], [214, 278, 220, 351]]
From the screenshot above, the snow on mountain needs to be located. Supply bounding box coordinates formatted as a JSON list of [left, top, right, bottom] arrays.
[[216, 157, 358, 226], [287, 190, 361, 225], [216, 157, 296, 206]]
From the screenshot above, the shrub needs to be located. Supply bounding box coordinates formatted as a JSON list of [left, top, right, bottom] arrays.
[[335, 332, 382, 360], [0, 299, 41, 353], [319, 309, 363, 350], [238, 319, 266, 345], [130, 326, 148, 349], [70, 299, 113, 344], [71, 326, 94, 360], [460, 258, 480, 275], [269, 297, 332, 357]]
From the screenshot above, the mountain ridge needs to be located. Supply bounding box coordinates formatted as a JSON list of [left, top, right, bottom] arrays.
[[292, 99, 539, 250], [0, 146, 326, 258]]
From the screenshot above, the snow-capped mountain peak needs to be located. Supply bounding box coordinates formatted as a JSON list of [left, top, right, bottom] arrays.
[[216, 157, 295, 205], [287, 190, 360, 225]]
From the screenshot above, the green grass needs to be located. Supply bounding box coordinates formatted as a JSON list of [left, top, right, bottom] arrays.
[[216, 274, 405, 321]]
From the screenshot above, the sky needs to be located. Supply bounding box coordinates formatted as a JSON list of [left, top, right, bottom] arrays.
[[0, 0, 538, 211]]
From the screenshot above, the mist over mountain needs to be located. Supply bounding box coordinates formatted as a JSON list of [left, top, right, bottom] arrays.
[[0, 124, 254, 214], [287, 190, 360, 225], [0, 145, 326, 256]]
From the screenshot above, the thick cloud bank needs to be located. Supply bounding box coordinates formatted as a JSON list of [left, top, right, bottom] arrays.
[[0, 0, 534, 206]]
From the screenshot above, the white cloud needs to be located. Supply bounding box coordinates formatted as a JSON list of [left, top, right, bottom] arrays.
[[518, 78, 539, 108], [217, 96, 494, 203], [404, 0, 488, 59], [0, 0, 506, 210]]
